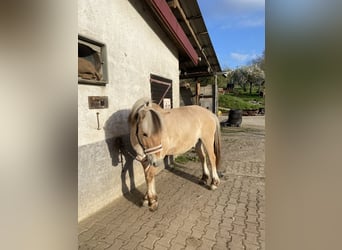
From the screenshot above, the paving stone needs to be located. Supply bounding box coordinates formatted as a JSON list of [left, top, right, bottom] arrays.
[[258, 219, 265, 230], [171, 231, 191, 246], [179, 222, 193, 234], [259, 229, 265, 241], [185, 236, 202, 249], [245, 222, 258, 234], [233, 215, 246, 226], [190, 228, 204, 239], [155, 232, 176, 248], [92, 230, 120, 245], [206, 219, 221, 230], [223, 210, 235, 219], [228, 233, 245, 249], [246, 207, 258, 216], [245, 232, 259, 245], [213, 241, 229, 250], [120, 237, 141, 250], [105, 239, 126, 250], [246, 214, 258, 224], [193, 221, 208, 233], [154, 243, 170, 250], [140, 233, 161, 249], [202, 228, 217, 241], [244, 243, 260, 250], [197, 238, 216, 250], [218, 226, 232, 239], [79, 241, 97, 250], [133, 228, 151, 241]]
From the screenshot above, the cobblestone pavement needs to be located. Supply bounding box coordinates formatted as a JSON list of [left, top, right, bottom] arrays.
[[79, 117, 265, 250]]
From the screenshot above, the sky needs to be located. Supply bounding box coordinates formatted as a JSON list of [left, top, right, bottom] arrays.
[[197, 0, 265, 70]]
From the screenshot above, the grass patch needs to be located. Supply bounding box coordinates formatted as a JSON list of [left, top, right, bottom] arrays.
[[219, 86, 265, 110], [219, 94, 261, 110], [174, 153, 199, 164]]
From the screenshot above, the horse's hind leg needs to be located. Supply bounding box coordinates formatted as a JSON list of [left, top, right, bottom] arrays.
[[201, 138, 220, 190], [195, 140, 210, 185]]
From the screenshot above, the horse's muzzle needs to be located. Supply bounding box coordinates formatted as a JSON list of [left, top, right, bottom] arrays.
[[147, 155, 162, 167]]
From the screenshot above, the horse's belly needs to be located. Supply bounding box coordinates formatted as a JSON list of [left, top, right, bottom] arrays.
[[164, 137, 197, 155]]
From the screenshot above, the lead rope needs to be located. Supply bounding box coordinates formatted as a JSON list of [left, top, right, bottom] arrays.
[[116, 137, 150, 172]]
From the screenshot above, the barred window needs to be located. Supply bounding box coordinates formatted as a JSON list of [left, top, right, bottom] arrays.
[[150, 74, 173, 109]]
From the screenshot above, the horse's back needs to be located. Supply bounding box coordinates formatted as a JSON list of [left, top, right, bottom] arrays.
[[161, 105, 217, 141], [172, 105, 217, 124]]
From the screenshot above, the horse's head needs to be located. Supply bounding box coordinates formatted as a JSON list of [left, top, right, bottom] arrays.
[[129, 98, 163, 167]]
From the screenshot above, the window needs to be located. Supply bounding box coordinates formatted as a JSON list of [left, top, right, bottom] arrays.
[[150, 74, 173, 108], [78, 35, 108, 85]]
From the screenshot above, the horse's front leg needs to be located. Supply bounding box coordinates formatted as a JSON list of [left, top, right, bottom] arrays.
[[144, 166, 158, 211]]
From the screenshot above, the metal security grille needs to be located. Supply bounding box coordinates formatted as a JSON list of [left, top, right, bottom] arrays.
[[150, 74, 173, 108]]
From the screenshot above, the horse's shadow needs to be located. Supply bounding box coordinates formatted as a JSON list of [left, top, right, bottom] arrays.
[[164, 158, 211, 190], [104, 110, 145, 207]]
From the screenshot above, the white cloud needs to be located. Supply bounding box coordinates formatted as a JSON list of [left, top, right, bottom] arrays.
[[225, 0, 265, 12], [238, 17, 264, 27], [230, 52, 258, 63], [231, 53, 248, 62], [219, 17, 264, 30]]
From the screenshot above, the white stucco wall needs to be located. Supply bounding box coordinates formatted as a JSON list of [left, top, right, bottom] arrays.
[[78, 0, 180, 221]]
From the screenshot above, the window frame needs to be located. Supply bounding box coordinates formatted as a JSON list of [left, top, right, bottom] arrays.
[[150, 74, 173, 108], [78, 34, 108, 85]]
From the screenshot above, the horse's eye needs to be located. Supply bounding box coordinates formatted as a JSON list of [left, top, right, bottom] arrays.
[[143, 133, 148, 137]]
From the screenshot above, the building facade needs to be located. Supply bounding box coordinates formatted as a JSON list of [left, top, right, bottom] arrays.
[[78, 0, 220, 221]]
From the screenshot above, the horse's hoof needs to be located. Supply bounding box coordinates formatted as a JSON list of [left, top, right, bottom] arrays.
[[142, 199, 149, 207], [149, 202, 158, 212], [211, 178, 220, 189]]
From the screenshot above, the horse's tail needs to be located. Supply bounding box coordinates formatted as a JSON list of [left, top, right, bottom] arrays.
[[214, 117, 221, 168]]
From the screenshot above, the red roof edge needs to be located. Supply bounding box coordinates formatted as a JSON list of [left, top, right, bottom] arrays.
[[149, 0, 199, 65]]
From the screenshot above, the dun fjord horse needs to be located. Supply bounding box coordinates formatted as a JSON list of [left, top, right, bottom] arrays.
[[129, 97, 221, 211]]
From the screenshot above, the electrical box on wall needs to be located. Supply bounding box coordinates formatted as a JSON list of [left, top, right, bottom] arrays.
[[88, 96, 108, 109]]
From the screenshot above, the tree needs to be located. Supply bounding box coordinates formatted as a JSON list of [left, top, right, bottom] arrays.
[[246, 65, 265, 94], [229, 65, 265, 95], [229, 68, 248, 92], [250, 50, 265, 71]]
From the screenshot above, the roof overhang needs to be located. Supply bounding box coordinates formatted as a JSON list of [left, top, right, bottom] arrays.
[[145, 0, 221, 79], [146, 0, 199, 65]]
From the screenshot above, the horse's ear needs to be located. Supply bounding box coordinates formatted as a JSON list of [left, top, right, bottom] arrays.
[[129, 97, 152, 124], [145, 100, 153, 108]]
